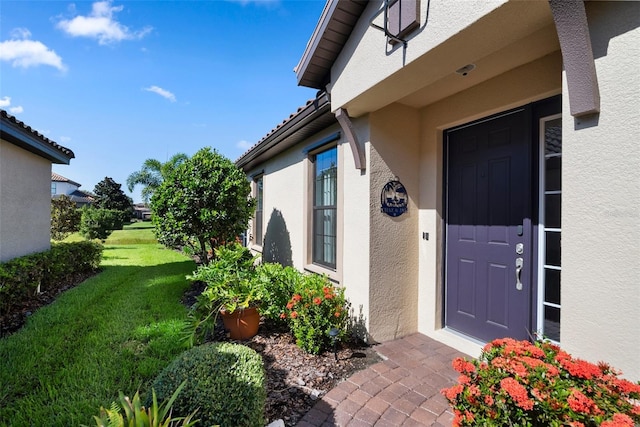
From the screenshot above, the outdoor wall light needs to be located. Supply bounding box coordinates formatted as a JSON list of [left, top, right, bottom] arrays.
[[455, 63, 476, 76], [328, 327, 340, 362]]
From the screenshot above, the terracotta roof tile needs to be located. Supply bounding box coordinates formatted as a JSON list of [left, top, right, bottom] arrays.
[[1, 109, 75, 159]]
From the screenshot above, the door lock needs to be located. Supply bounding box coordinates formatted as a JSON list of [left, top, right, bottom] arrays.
[[516, 243, 524, 255]]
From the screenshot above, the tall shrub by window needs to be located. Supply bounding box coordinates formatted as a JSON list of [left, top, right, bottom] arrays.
[[312, 147, 337, 269]]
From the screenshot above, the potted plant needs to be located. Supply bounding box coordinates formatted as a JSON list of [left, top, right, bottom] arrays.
[[187, 243, 264, 342]]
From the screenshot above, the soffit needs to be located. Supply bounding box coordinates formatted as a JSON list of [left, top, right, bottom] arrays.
[[296, 0, 368, 89], [338, 1, 559, 116]]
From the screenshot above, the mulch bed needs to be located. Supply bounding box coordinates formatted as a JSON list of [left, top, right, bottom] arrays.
[[182, 280, 382, 426], [1, 272, 382, 426]]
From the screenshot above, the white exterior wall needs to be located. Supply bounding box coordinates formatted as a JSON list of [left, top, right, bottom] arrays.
[[560, 2, 640, 380], [53, 181, 79, 196], [0, 140, 52, 262]]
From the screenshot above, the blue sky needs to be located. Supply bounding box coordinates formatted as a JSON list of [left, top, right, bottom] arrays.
[[1, 0, 325, 202]]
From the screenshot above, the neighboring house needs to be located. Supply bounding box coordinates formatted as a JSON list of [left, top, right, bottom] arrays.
[[51, 172, 94, 207], [0, 110, 75, 262], [133, 203, 152, 220], [238, 0, 640, 380]]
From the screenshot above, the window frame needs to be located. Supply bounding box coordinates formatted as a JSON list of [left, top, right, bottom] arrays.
[[252, 174, 264, 250]]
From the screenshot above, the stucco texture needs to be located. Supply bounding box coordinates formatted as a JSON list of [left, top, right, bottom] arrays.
[[0, 140, 52, 262], [560, 1, 640, 381]]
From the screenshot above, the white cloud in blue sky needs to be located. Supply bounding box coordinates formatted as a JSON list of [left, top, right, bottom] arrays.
[[236, 140, 252, 151], [0, 28, 66, 71], [0, 96, 24, 115], [144, 86, 177, 103], [56, 1, 152, 45]]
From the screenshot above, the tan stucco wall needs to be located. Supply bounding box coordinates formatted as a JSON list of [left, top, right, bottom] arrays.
[[416, 53, 562, 357], [367, 104, 420, 342], [560, 1, 640, 381], [0, 140, 52, 262]]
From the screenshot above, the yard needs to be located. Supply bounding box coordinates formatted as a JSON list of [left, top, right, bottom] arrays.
[[0, 223, 379, 426], [0, 226, 195, 425]]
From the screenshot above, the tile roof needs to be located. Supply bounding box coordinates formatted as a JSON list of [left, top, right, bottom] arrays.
[[51, 172, 81, 187], [236, 92, 335, 170], [1, 109, 75, 163]]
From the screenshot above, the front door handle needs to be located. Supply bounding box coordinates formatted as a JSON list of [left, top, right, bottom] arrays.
[[515, 257, 523, 290]]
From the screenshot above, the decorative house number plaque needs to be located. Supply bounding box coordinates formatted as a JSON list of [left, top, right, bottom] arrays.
[[380, 180, 408, 217]]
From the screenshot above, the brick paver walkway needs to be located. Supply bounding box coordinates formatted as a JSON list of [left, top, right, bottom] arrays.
[[296, 333, 467, 427]]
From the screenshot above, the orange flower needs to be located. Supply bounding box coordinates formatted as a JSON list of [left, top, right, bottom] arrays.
[[334, 311, 341, 318], [286, 301, 294, 309], [279, 312, 287, 319], [567, 388, 602, 415], [290, 311, 298, 319], [600, 413, 635, 427], [292, 294, 302, 302], [500, 377, 534, 410], [313, 297, 322, 305]]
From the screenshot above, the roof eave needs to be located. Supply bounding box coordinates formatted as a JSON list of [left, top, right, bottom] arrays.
[[295, 0, 368, 89], [1, 112, 75, 164], [236, 93, 333, 171]]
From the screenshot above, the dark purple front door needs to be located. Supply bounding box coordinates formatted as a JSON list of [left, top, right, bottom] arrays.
[[445, 108, 533, 342]]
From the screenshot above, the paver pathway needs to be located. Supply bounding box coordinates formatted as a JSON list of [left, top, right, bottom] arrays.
[[297, 333, 467, 426]]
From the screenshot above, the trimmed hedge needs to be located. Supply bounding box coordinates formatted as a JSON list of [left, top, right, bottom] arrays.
[[149, 342, 265, 427], [0, 241, 103, 315]]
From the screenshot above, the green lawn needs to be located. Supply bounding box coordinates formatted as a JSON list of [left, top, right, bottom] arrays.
[[0, 239, 195, 426], [62, 221, 157, 245]]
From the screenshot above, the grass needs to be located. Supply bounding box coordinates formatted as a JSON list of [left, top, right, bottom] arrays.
[[62, 221, 157, 245], [0, 235, 195, 426]]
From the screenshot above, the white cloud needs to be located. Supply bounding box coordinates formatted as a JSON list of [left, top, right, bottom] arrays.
[[10, 28, 32, 39], [236, 140, 253, 151], [59, 136, 72, 143], [0, 96, 10, 107], [0, 38, 67, 71], [9, 106, 24, 114], [228, 0, 280, 6], [144, 86, 176, 102], [56, 1, 152, 45]]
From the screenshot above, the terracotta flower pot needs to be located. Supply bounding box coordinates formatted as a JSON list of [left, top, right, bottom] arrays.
[[220, 306, 260, 340]]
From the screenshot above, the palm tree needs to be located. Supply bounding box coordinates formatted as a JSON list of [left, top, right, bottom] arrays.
[[127, 153, 188, 203]]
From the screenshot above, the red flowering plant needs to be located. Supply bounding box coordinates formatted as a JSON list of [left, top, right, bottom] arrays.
[[282, 273, 349, 354], [441, 338, 640, 426]]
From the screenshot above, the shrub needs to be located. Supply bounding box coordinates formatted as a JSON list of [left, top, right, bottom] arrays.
[[283, 273, 349, 354], [254, 263, 300, 325], [184, 244, 262, 346], [149, 343, 265, 427], [441, 338, 640, 427], [0, 241, 103, 316], [51, 195, 81, 241], [86, 382, 199, 427], [80, 207, 124, 241]]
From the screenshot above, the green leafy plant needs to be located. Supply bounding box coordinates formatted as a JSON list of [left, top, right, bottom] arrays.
[[0, 241, 102, 316], [149, 343, 265, 427], [151, 147, 255, 264], [80, 207, 125, 241], [441, 338, 640, 426], [86, 381, 199, 427], [93, 176, 134, 219], [283, 273, 349, 354], [254, 262, 300, 325], [51, 195, 82, 241], [127, 153, 188, 204], [184, 243, 263, 345]]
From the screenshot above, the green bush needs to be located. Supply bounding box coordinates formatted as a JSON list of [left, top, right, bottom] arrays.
[[149, 343, 265, 427], [0, 241, 103, 316], [80, 207, 126, 240], [255, 263, 300, 325], [283, 273, 349, 355]]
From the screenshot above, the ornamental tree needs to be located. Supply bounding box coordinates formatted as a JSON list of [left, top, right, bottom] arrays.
[[151, 147, 255, 264], [93, 177, 134, 216], [50, 195, 81, 241], [126, 153, 188, 203]]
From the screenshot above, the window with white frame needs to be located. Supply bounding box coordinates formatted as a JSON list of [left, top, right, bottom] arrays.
[[254, 176, 263, 247], [51, 182, 57, 195], [312, 146, 337, 269], [539, 116, 562, 342]]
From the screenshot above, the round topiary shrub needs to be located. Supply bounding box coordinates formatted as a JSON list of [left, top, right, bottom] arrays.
[[149, 342, 265, 427]]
